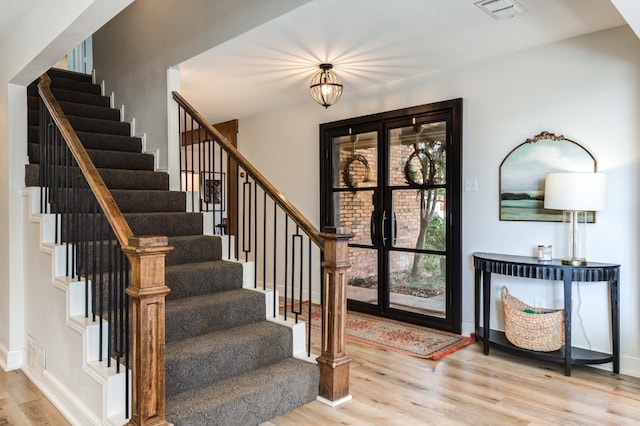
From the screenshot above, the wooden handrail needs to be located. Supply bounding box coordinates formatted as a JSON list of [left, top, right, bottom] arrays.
[[38, 74, 134, 247], [172, 91, 325, 249]]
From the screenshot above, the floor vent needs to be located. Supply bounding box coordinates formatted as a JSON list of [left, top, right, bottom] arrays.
[[27, 335, 46, 380]]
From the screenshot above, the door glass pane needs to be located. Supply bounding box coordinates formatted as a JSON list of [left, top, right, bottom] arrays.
[[333, 191, 375, 246], [347, 247, 378, 305], [388, 251, 446, 317], [332, 131, 377, 189], [388, 122, 447, 187], [392, 189, 446, 251]]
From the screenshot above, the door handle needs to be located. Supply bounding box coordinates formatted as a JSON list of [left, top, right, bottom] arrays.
[[370, 211, 377, 245], [392, 211, 398, 246], [381, 210, 387, 247]]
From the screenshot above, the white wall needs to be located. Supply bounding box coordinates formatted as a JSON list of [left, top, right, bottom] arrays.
[[0, 0, 134, 371], [92, 0, 312, 172], [237, 26, 640, 376]]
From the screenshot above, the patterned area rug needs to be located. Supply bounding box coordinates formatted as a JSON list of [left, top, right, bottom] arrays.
[[281, 303, 475, 360]]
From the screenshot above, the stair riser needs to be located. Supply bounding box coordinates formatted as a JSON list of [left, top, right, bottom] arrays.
[[25, 77, 101, 96], [50, 189, 186, 214], [27, 126, 143, 152], [55, 214, 204, 245], [28, 101, 120, 124], [28, 143, 155, 171], [51, 88, 111, 107], [47, 68, 93, 83], [55, 236, 219, 270], [125, 213, 203, 236], [25, 165, 168, 190], [165, 290, 266, 343], [166, 359, 319, 426], [165, 323, 292, 398], [165, 236, 222, 266], [67, 116, 131, 137], [165, 261, 243, 300]]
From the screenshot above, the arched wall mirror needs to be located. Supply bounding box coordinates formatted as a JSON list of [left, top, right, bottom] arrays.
[[499, 131, 597, 222]]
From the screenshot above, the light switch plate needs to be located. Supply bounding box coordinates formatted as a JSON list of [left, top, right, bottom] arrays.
[[464, 178, 478, 192]]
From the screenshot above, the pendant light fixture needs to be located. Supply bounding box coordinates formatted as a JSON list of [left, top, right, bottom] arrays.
[[309, 63, 343, 108]]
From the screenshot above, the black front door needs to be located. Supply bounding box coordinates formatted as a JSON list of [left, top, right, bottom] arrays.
[[320, 99, 462, 333]]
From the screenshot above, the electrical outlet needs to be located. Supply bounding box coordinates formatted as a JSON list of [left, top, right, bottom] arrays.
[[534, 298, 546, 309]]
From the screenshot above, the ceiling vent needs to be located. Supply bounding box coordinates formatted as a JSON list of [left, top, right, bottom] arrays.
[[475, 0, 527, 19]]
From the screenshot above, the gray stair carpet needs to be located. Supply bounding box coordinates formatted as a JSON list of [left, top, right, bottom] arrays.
[[26, 68, 319, 425]]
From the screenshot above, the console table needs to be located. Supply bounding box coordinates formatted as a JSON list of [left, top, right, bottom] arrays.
[[473, 252, 619, 376]]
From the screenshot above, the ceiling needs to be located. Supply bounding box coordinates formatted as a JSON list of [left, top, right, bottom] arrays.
[[178, 0, 626, 123]]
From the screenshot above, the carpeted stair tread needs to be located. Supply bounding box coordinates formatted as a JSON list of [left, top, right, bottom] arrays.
[[28, 126, 142, 152], [165, 321, 293, 398], [166, 357, 319, 426], [125, 212, 203, 236], [59, 101, 120, 121], [165, 260, 243, 300], [50, 87, 110, 107], [165, 289, 267, 343], [109, 189, 185, 213], [28, 99, 118, 123], [75, 131, 142, 153], [49, 76, 101, 95], [24, 165, 165, 189], [66, 115, 131, 136], [28, 125, 39, 144], [28, 108, 38, 126], [50, 189, 185, 214], [165, 235, 222, 265], [24, 165, 38, 187], [28, 143, 154, 171], [92, 168, 168, 189], [28, 71, 100, 94], [47, 68, 93, 83]]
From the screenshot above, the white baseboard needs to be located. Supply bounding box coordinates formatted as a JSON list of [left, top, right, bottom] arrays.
[[22, 367, 100, 425], [317, 394, 352, 407], [0, 343, 25, 371]]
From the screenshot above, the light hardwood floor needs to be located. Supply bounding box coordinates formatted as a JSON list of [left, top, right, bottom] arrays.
[[2, 339, 639, 425], [266, 337, 640, 426], [0, 368, 69, 425]]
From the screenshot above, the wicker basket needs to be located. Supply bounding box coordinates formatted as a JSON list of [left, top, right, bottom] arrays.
[[501, 286, 565, 352]]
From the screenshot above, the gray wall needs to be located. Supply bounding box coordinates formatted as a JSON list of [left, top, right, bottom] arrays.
[[92, 0, 312, 170]]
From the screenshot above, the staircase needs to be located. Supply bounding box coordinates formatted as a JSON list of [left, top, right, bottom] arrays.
[[27, 68, 319, 425]]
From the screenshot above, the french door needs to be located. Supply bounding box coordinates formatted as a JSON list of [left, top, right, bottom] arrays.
[[320, 99, 462, 332]]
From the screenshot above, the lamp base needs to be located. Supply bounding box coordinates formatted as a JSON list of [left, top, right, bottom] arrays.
[[562, 257, 586, 266]]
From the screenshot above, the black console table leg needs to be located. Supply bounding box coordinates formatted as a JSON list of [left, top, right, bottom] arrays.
[[482, 270, 491, 355], [474, 268, 481, 338], [563, 274, 572, 376], [611, 278, 620, 374]]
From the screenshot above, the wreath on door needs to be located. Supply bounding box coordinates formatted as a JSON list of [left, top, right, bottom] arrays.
[[342, 135, 370, 189], [342, 155, 371, 189]]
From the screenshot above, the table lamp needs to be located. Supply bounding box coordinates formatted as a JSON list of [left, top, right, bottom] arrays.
[[544, 172, 607, 265]]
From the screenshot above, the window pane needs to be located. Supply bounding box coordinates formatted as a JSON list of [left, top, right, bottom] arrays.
[[389, 251, 446, 318], [347, 247, 378, 306], [332, 131, 377, 189], [392, 189, 446, 251], [333, 191, 375, 246], [389, 122, 447, 186]]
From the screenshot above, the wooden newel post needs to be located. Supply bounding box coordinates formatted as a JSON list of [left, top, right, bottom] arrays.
[[317, 226, 353, 404], [124, 236, 173, 426]]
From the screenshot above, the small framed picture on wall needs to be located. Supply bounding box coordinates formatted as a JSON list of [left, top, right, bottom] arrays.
[[201, 172, 225, 211]]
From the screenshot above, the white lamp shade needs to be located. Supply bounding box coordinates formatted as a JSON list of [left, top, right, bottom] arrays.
[[544, 172, 607, 211]]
